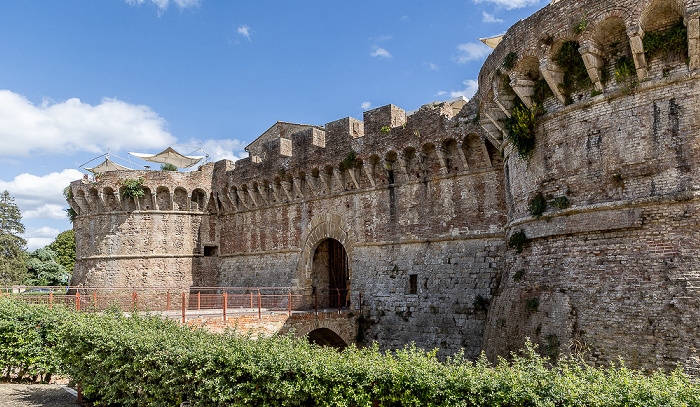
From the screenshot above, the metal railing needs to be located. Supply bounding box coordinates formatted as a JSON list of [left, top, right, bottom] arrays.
[[0, 286, 362, 322]]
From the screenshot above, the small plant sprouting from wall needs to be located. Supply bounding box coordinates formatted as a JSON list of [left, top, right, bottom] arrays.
[[502, 74, 516, 96], [513, 269, 525, 282], [507, 100, 536, 159], [532, 78, 553, 115], [502, 51, 518, 70], [643, 20, 688, 62], [473, 294, 488, 311], [380, 125, 391, 134], [552, 196, 570, 210], [508, 230, 527, 253], [341, 151, 358, 170], [554, 41, 592, 103], [160, 163, 178, 171], [525, 297, 539, 312], [120, 177, 145, 199], [614, 55, 637, 94], [66, 208, 77, 223], [528, 192, 547, 217], [573, 12, 587, 34]]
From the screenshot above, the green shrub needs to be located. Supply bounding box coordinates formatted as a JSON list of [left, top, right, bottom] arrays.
[[1, 298, 699, 406], [553, 196, 570, 210], [554, 41, 592, 100], [508, 230, 527, 253], [65, 208, 77, 223], [643, 20, 688, 61], [525, 297, 539, 312], [528, 192, 547, 217], [507, 100, 536, 159], [615, 55, 638, 93], [380, 125, 391, 134], [341, 151, 358, 170], [160, 163, 178, 171], [120, 177, 145, 199]]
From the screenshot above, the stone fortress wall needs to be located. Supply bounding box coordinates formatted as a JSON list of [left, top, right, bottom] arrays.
[[68, 0, 700, 370]]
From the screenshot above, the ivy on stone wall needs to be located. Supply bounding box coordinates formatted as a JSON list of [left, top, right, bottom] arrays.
[[120, 177, 145, 199]]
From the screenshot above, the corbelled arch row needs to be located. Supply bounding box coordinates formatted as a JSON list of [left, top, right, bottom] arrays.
[[214, 136, 500, 214], [67, 180, 213, 217], [478, 0, 700, 156]]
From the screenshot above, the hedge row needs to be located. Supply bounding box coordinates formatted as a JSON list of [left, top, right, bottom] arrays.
[[1, 297, 699, 406]]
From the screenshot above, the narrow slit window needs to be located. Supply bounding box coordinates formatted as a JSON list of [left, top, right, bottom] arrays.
[[409, 274, 418, 294]]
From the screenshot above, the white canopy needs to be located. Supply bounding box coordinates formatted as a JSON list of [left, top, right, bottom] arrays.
[[129, 147, 205, 168], [85, 158, 131, 174]]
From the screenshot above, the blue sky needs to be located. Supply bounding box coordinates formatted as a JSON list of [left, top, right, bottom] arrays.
[[0, 0, 544, 250]]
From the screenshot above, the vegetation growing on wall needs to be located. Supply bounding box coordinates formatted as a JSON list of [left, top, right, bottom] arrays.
[[528, 192, 547, 217], [507, 100, 536, 159], [341, 151, 358, 170], [119, 177, 145, 199], [2, 298, 699, 406], [502, 51, 518, 70], [643, 20, 688, 61], [552, 196, 570, 210], [160, 163, 178, 171], [531, 78, 553, 114], [554, 41, 592, 103], [508, 230, 527, 253], [615, 55, 638, 93]]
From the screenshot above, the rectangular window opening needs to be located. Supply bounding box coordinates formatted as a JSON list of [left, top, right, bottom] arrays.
[[204, 245, 218, 257], [409, 274, 418, 294]]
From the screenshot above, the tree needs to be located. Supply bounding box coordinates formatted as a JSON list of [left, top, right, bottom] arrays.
[[25, 248, 70, 286], [160, 163, 178, 171], [48, 230, 75, 273], [0, 190, 28, 284]]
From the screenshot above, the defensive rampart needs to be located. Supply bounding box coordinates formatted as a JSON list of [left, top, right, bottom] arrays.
[[68, 0, 700, 370]]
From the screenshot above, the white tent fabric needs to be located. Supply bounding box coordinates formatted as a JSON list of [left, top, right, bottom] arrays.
[[129, 147, 205, 168], [85, 158, 132, 173]]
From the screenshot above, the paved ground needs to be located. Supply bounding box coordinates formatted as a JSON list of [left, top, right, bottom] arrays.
[[0, 384, 78, 407]]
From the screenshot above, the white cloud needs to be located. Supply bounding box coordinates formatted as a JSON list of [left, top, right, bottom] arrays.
[[196, 139, 248, 162], [0, 169, 84, 221], [401, 15, 409, 22], [370, 47, 392, 59], [453, 42, 492, 64], [23, 226, 61, 251], [436, 91, 447, 96], [125, 0, 200, 15], [450, 79, 480, 99], [237, 25, 252, 41], [473, 0, 540, 10], [429, 62, 439, 71], [482, 11, 504, 23], [361, 102, 372, 110], [0, 90, 175, 157]]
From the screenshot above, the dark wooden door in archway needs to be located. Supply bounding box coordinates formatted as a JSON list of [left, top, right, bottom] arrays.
[[328, 239, 349, 308]]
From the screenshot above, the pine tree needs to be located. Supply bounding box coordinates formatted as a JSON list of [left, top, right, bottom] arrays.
[[0, 190, 28, 284]]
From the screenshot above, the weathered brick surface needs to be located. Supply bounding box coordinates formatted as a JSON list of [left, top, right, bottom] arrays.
[[68, 0, 700, 371]]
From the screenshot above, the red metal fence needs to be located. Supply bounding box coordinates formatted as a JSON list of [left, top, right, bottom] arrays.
[[0, 286, 361, 322]]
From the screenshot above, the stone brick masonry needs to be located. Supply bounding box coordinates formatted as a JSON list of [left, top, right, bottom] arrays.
[[68, 0, 700, 371]]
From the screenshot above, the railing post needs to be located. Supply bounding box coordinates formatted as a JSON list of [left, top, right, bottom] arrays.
[[93, 292, 97, 309], [359, 292, 363, 312], [132, 291, 137, 310], [181, 292, 186, 324], [288, 289, 292, 316], [167, 291, 170, 311], [49, 292, 53, 309], [314, 291, 318, 315], [76, 292, 80, 311], [258, 291, 261, 319], [223, 292, 228, 322], [197, 291, 201, 310], [250, 292, 253, 309], [337, 288, 341, 313]]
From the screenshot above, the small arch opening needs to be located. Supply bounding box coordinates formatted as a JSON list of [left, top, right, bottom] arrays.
[[307, 328, 348, 350]]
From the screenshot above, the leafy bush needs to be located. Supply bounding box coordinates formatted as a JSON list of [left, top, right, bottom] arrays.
[[341, 151, 358, 170], [528, 192, 547, 217], [553, 196, 570, 210], [507, 100, 536, 159], [615, 55, 638, 94], [554, 41, 592, 101], [120, 177, 145, 199], [1, 298, 700, 406], [643, 20, 688, 61], [160, 163, 178, 171], [65, 208, 77, 223], [380, 125, 391, 134], [508, 230, 527, 253]]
